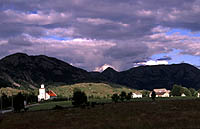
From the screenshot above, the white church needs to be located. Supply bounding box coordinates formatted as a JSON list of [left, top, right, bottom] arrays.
[[38, 84, 57, 102]]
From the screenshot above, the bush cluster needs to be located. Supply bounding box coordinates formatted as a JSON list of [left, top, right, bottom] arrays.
[[111, 91, 133, 103]]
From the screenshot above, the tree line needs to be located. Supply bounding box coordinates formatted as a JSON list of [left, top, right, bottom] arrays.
[[0, 92, 38, 111], [171, 84, 198, 97]]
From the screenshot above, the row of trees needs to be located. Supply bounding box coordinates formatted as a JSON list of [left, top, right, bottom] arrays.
[[171, 84, 198, 97], [0, 92, 38, 111], [65, 84, 200, 108], [71, 89, 133, 107], [111, 91, 132, 103]]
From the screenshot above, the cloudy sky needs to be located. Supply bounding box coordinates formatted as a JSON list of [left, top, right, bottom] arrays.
[[1, 0, 200, 71]]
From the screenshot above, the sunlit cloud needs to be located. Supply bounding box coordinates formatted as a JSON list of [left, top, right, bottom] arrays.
[[136, 60, 168, 66], [94, 64, 118, 72]]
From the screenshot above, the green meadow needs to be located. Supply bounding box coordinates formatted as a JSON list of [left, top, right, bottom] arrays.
[[2, 98, 200, 129]]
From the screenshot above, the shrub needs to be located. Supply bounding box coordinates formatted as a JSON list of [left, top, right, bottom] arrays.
[[189, 88, 196, 96], [126, 92, 132, 101], [72, 88, 87, 107], [171, 84, 182, 96], [120, 91, 126, 102], [151, 91, 156, 101], [142, 90, 150, 97], [111, 93, 119, 103], [13, 92, 25, 112], [181, 87, 192, 96]]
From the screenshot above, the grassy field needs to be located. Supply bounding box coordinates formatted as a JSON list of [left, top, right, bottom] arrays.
[[0, 83, 140, 98], [28, 101, 72, 111], [2, 98, 200, 129], [28, 96, 198, 111], [48, 83, 138, 98], [0, 87, 31, 96], [29, 98, 113, 111]]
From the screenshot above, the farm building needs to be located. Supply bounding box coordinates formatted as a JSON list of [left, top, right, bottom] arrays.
[[181, 93, 186, 97], [38, 84, 57, 101], [149, 88, 170, 97], [132, 92, 142, 98]]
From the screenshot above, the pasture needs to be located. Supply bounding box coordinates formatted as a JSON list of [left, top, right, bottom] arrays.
[[1, 98, 200, 129], [48, 83, 137, 98]]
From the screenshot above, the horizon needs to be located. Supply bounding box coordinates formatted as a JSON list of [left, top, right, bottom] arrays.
[[1, 0, 200, 71], [0, 52, 198, 72]]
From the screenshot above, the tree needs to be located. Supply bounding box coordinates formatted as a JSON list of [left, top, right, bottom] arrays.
[[72, 88, 87, 107], [13, 92, 24, 112], [142, 90, 150, 97], [171, 84, 182, 96], [120, 91, 126, 102], [181, 87, 192, 96], [189, 88, 196, 96], [151, 91, 156, 101], [111, 93, 119, 103], [126, 92, 132, 101], [1, 93, 10, 109]]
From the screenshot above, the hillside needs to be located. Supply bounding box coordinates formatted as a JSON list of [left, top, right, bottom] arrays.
[[1, 53, 200, 90], [48, 83, 137, 98], [0, 87, 31, 96], [116, 63, 200, 90], [0, 53, 91, 89]]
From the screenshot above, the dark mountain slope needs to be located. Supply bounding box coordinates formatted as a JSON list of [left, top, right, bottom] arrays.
[[117, 63, 200, 90], [101, 67, 119, 82], [0, 53, 91, 88]]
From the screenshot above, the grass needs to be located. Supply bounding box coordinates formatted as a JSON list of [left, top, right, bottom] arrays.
[[29, 98, 113, 111], [0, 83, 137, 98], [48, 83, 137, 98], [0, 87, 30, 96], [2, 98, 200, 129], [29, 101, 72, 111], [28, 96, 198, 111]]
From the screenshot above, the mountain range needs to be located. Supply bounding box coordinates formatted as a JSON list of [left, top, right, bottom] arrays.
[[1, 53, 200, 90]]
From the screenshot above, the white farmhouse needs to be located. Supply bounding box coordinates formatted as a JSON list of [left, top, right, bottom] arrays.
[[38, 84, 57, 102], [181, 93, 186, 97], [150, 88, 170, 97], [132, 92, 142, 98]]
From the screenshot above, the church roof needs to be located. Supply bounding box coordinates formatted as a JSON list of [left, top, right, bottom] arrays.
[[46, 90, 57, 97]]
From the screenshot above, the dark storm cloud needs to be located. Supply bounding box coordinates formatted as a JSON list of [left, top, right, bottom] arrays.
[[157, 56, 172, 61], [1, 0, 200, 71], [1, 0, 200, 36], [0, 0, 199, 40], [105, 43, 149, 59], [8, 35, 33, 46]]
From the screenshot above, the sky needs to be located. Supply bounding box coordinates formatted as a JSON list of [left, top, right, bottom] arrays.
[[1, 0, 200, 72]]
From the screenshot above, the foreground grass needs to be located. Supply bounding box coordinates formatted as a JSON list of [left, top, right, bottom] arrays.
[[29, 98, 113, 111], [29, 97, 197, 111], [2, 99, 200, 129], [29, 101, 72, 111]]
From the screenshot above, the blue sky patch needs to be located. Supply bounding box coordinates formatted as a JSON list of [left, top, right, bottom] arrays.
[[166, 29, 200, 37], [151, 49, 200, 67], [44, 36, 72, 41], [27, 11, 38, 14]]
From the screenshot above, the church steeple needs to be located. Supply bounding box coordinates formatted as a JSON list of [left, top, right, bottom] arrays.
[[38, 84, 46, 101]]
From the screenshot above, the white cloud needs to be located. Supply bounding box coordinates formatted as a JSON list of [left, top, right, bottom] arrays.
[[77, 17, 129, 27], [94, 64, 118, 72], [0, 40, 8, 45], [3, 9, 72, 25], [136, 60, 168, 66], [45, 27, 77, 37], [137, 9, 153, 16]]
